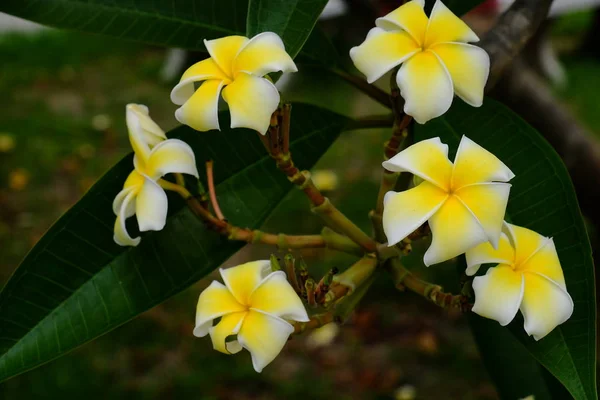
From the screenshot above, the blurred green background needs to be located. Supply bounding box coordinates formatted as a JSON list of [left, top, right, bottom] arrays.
[[0, 7, 597, 400]]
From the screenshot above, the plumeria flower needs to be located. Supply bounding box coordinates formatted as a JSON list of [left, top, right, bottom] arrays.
[[171, 32, 297, 134], [349, 0, 490, 124], [112, 104, 199, 247], [194, 260, 309, 372], [467, 223, 574, 340], [382, 135, 514, 266]]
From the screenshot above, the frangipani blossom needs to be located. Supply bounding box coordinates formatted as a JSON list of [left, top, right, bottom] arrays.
[[467, 223, 574, 340], [194, 260, 309, 372], [349, 0, 490, 124], [171, 32, 297, 134], [382, 136, 514, 266], [112, 104, 199, 246]]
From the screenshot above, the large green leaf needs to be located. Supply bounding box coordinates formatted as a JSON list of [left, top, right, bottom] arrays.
[[415, 99, 597, 400], [0, 104, 350, 382], [0, 0, 336, 65]]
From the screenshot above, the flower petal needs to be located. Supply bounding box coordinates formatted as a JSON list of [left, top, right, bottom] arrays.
[[135, 177, 168, 232], [126, 104, 166, 152], [465, 233, 515, 276], [508, 224, 550, 269], [451, 135, 515, 188], [349, 27, 420, 83], [455, 182, 511, 248], [194, 281, 246, 337], [382, 137, 453, 190], [113, 171, 143, 215], [519, 237, 566, 289], [375, 0, 428, 45], [147, 139, 199, 180], [396, 50, 454, 124], [424, 0, 479, 47], [222, 73, 280, 134], [220, 260, 272, 305], [472, 266, 524, 326], [208, 311, 247, 354], [175, 79, 224, 132], [113, 189, 141, 247], [234, 32, 297, 77], [521, 272, 573, 340], [382, 182, 448, 246], [204, 35, 249, 77], [431, 43, 489, 107], [171, 58, 229, 105], [249, 271, 309, 322], [424, 195, 488, 266], [237, 310, 294, 373]]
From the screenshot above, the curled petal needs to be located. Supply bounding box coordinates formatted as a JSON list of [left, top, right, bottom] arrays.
[[424, 0, 479, 47], [396, 50, 454, 124], [382, 137, 453, 190], [424, 195, 488, 266], [113, 190, 141, 247], [113, 170, 143, 215], [175, 79, 224, 132], [135, 178, 168, 232], [452, 136, 515, 188], [349, 27, 420, 84], [375, 0, 428, 45], [204, 35, 249, 77], [237, 310, 294, 373], [194, 281, 246, 337], [209, 311, 247, 354], [220, 260, 272, 305], [382, 182, 448, 246], [147, 139, 199, 180], [472, 266, 524, 326], [126, 104, 166, 153], [249, 271, 309, 322], [465, 233, 515, 276], [222, 73, 280, 134], [431, 43, 489, 107], [521, 272, 573, 340], [455, 182, 511, 248], [171, 58, 229, 105], [234, 32, 297, 77], [519, 237, 566, 289]]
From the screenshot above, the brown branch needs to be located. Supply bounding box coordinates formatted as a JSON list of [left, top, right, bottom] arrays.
[[205, 160, 225, 221]]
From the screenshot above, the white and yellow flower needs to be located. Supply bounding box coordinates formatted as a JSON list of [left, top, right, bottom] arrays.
[[113, 104, 199, 247], [171, 32, 297, 135], [467, 223, 573, 340], [382, 135, 514, 266], [194, 260, 309, 372], [349, 0, 489, 124]]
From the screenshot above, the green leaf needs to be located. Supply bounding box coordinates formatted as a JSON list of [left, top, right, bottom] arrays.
[[0, 0, 336, 65], [414, 98, 597, 400], [0, 103, 350, 382], [246, 0, 330, 60]]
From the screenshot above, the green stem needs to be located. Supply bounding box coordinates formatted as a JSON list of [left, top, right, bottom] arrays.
[[325, 255, 378, 307]]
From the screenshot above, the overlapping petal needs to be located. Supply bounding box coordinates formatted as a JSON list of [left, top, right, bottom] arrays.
[[375, 0, 427, 45], [431, 43, 489, 106], [220, 260, 271, 305], [126, 104, 167, 155], [382, 182, 448, 246], [349, 27, 420, 83], [250, 271, 310, 321], [221, 73, 280, 134], [194, 281, 246, 337], [396, 51, 454, 124], [112, 171, 143, 215], [175, 79, 224, 132], [508, 224, 549, 267], [171, 58, 229, 105], [519, 238, 566, 288], [146, 139, 199, 180], [425, 196, 488, 266], [113, 190, 141, 247], [234, 32, 297, 77], [521, 272, 573, 340], [209, 311, 246, 354], [204, 35, 249, 77], [237, 310, 294, 373], [465, 233, 515, 276], [135, 177, 168, 232], [383, 137, 453, 190], [472, 266, 524, 326], [424, 0, 479, 47], [452, 136, 515, 188]]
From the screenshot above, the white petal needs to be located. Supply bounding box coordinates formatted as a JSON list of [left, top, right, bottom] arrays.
[[234, 32, 297, 76], [465, 233, 515, 276], [175, 79, 224, 132], [521, 272, 574, 340], [171, 58, 229, 105], [208, 311, 247, 354], [135, 177, 168, 232], [382, 182, 448, 246], [113, 189, 141, 247], [472, 266, 524, 326], [147, 139, 199, 180], [237, 309, 294, 373], [375, 0, 428, 45], [519, 238, 566, 289], [204, 35, 249, 77], [424, 0, 479, 47], [220, 260, 272, 306], [194, 281, 246, 337], [249, 271, 309, 322], [396, 50, 454, 124]]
